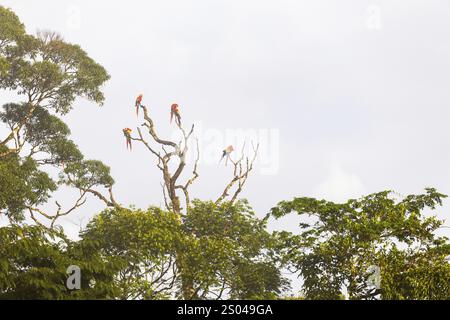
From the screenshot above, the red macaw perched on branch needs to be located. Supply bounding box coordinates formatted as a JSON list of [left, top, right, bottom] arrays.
[[220, 145, 234, 166], [123, 127, 133, 150], [170, 103, 181, 126], [135, 94, 143, 116]]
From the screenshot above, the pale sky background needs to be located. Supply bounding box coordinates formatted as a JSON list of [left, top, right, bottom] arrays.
[[2, 1, 450, 291]]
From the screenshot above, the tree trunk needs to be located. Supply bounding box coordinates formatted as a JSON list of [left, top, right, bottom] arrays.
[[171, 193, 197, 300]]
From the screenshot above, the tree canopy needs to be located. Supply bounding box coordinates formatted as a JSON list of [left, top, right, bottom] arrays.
[[270, 188, 450, 299], [0, 5, 115, 227]]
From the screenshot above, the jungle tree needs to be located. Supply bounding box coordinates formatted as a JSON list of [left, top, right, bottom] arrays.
[[270, 188, 450, 299], [0, 6, 117, 226]]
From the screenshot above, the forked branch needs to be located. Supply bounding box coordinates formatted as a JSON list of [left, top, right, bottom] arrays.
[[135, 105, 199, 215], [216, 142, 259, 205]]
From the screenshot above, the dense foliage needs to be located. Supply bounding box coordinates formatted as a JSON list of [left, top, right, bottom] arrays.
[[270, 188, 450, 299]]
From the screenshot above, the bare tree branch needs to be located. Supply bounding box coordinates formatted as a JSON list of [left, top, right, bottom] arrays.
[[65, 174, 121, 210], [83, 186, 120, 209], [135, 105, 199, 216], [216, 142, 259, 205], [26, 189, 88, 229]]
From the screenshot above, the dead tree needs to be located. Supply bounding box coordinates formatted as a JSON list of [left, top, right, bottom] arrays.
[[132, 103, 259, 300], [133, 105, 259, 217]]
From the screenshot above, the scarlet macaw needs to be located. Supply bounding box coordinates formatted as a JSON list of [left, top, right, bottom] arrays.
[[170, 103, 181, 126], [220, 145, 234, 166], [135, 94, 143, 116], [123, 127, 133, 150]]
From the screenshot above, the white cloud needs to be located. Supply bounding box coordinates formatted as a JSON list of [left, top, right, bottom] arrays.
[[314, 163, 367, 202]]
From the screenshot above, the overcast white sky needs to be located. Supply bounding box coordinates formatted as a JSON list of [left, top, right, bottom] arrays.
[[1, 0, 450, 245]]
